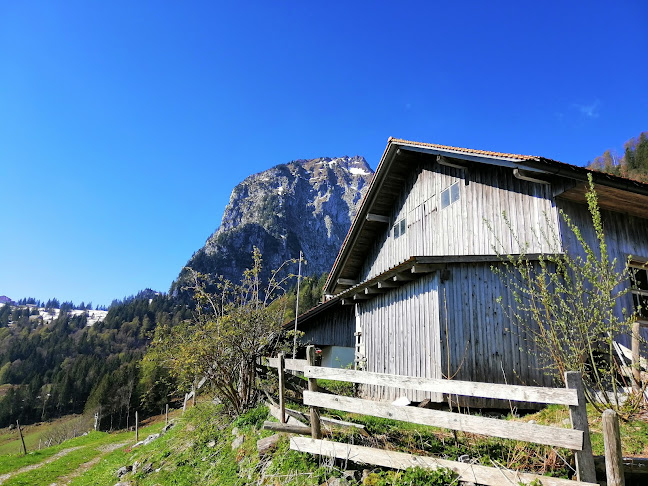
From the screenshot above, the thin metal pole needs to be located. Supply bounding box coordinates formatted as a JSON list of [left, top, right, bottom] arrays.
[[292, 251, 303, 358]]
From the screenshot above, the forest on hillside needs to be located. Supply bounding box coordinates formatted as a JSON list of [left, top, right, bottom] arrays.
[[587, 131, 648, 181], [0, 274, 326, 430]]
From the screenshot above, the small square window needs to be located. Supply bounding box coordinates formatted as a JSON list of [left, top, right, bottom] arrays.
[[451, 182, 460, 204], [441, 182, 459, 209], [441, 189, 450, 209], [392, 218, 406, 239]]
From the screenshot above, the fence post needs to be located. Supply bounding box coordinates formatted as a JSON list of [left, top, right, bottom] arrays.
[[278, 353, 286, 424], [135, 411, 139, 442], [165, 403, 169, 426], [565, 371, 596, 483], [306, 345, 322, 439], [603, 409, 625, 486], [16, 420, 27, 455], [632, 321, 642, 391]]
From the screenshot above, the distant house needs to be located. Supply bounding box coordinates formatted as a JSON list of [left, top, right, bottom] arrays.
[[294, 138, 648, 407]]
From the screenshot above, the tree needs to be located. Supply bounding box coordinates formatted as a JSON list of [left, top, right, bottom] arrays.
[[146, 248, 294, 414], [492, 174, 645, 415]]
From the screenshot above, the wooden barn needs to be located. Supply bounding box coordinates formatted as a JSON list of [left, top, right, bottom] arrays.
[[295, 138, 648, 407]]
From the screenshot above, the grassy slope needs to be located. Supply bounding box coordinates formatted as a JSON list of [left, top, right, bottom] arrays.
[[0, 400, 646, 486]]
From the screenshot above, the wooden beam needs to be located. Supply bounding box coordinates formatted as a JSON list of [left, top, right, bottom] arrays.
[[352, 293, 371, 300], [290, 439, 599, 486], [303, 367, 579, 406], [437, 155, 467, 170], [602, 410, 625, 486], [364, 287, 385, 295], [340, 299, 355, 306], [263, 421, 311, 435], [566, 371, 597, 483], [267, 357, 307, 373], [337, 278, 357, 286], [513, 168, 551, 185], [393, 273, 414, 282], [377, 280, 398, 289], [410, 264, 443, 274], [366, 213, 390, 224], [303, 391, 583, 450]]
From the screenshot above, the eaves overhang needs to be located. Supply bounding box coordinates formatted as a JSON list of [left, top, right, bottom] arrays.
[[324, 138, 648, 296]]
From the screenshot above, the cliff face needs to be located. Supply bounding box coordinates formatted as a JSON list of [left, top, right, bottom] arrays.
[[178, 156, 373, 287]]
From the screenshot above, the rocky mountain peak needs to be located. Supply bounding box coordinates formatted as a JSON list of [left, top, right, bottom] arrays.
[[177, 156, 373, 289]]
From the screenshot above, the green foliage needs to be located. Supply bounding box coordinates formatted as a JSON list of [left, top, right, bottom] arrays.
[[588, 130, 648, 181], [232, 405, 268, 429], [363, 466, 457, 485], [147, 248, 295, 414], [492, 174, 644, 414]]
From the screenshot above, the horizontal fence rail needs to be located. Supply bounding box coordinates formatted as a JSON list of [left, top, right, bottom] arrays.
[[304, 366, 579, 406], [303, 391, 583, 450], [291, 438, 599, 486], [266, 357, 307, 373]]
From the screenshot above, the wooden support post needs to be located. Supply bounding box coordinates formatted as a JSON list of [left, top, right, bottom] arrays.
[[16, 420, 27, 455], [192, 382, 196, 407], [565, 371, 596, 483], [632, 321, 641, 391], [306, 346, 322, 439], [602, 409, 625, 486], [183, 393, 188, 413], [165, 404, 169, 426], [278, 353, 286, 424], [135, 411, 139, 442]]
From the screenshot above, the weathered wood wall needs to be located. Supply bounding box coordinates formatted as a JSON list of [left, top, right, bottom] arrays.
[[360, 162, 560, 282], [300, 304, 355, 348], [357, 272, 442, 402], [439, 262, 554, 407]]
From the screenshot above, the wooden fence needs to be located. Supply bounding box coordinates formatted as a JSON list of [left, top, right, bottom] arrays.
[[264, 345, 619, 486]]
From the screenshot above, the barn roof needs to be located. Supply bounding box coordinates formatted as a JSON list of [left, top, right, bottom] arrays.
[[324, 138, 648, 295]]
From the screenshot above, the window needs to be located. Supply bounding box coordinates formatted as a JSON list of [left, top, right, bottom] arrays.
[[393, 217, 406, 239], [440, 182, 460, 209], [631, 262, 648, 320]]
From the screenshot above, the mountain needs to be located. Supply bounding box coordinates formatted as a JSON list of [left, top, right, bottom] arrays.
[[175, 156, 373, 289]]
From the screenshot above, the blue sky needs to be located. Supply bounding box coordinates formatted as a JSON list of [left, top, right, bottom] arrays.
[[1, 1, 646, 307]]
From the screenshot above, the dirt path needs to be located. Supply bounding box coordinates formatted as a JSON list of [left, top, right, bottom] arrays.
[[0, 447, 82, 485], [53, 442, 128, 486]]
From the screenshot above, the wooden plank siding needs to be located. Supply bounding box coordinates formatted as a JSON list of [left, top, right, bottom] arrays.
[[357, 272, 442, 402], [438, 262, 554, 408], [359, 162, 560, 283], [300, 303, 355, 348]]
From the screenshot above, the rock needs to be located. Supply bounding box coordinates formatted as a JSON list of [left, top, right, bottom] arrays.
[[175, 156, 373, 296], [326, 478, 349, 486], [231, 427, 239, 436], [392, 396, 411, 407], [8, 424, 14, 430], [342, 470, 359, 481], [141, 463, 153, 474], [256, 434, 281, 455], [417, 398, 433, 409], [527, 420, 536, 425], [207, 440, 216, 448], [161, 421, 175, 434], [231, 434, 244, 450], [113, 482, 131, 486], [116, 465, 131, 478], [132, 461, 141, 474], [361, 469, 371, 482]]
